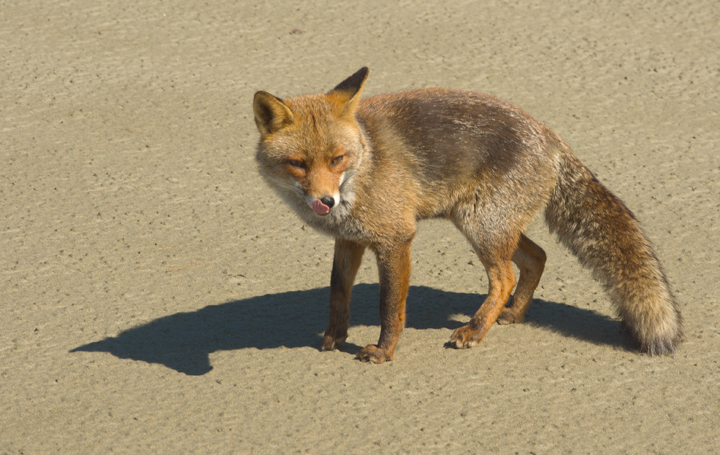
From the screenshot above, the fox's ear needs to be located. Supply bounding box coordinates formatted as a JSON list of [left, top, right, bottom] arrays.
[[327, 67, 369, 120], [253, 91, 295, 136]]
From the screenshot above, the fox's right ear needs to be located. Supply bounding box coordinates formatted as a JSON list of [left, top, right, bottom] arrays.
[[253, 91, 294, 136]]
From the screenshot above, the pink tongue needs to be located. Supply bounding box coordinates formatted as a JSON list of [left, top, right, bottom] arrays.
[[312, 199, 330, 215]]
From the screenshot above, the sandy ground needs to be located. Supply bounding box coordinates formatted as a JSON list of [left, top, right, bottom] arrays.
[[2, 0, 719, 453]]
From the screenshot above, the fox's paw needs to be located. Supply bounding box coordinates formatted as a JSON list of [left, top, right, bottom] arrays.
[[449, 325, 484, 349], [321, 325, 348, 351], [321, 334, 347, 351], [356, 344, 393, 363], [497, 308, 523, 325]]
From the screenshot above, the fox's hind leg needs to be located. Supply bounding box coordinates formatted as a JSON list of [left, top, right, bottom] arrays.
[[449, 201, 522, 348], [450, 253, 516, 348], [497, 234, 546, 324]]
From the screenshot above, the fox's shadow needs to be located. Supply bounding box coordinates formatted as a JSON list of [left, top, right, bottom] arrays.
[[71, 284, 631, 375]]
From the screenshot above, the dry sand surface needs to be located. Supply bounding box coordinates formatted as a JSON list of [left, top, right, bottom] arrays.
[[2, 0, 719, 453]]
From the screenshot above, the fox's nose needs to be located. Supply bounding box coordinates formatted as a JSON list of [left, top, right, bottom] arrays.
[[320, 196, 335, 208]]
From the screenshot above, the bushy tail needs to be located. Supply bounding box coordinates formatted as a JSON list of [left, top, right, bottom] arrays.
[[545, 151, 682, 354]]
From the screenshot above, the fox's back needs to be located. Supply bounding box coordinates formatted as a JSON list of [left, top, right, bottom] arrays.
[[355, 88, 562, 211]]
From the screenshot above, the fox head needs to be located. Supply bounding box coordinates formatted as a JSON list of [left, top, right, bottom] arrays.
[[253, 67, 369, 218]]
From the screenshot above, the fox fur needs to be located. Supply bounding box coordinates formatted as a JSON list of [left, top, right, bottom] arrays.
[[253, 67, 682, 363]]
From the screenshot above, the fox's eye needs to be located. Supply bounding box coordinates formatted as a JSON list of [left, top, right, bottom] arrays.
[[331, 156, 344, 166], [288, 159, 305, 169]]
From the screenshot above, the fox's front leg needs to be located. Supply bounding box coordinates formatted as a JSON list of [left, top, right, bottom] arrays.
[[357, 238, 413, 363], [322, 238, 365, 351]]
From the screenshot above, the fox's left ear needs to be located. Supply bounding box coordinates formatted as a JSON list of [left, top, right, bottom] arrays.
[[327, 67, 369, 120]]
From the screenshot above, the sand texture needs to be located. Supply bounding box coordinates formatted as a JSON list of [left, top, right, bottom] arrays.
[[2, 0, 719, 453]]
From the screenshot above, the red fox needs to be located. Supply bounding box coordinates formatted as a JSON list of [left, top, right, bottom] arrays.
[[253, 67, 682, 363]]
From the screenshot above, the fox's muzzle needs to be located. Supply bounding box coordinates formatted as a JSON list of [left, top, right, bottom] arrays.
[[312, 196, 335, 215]]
